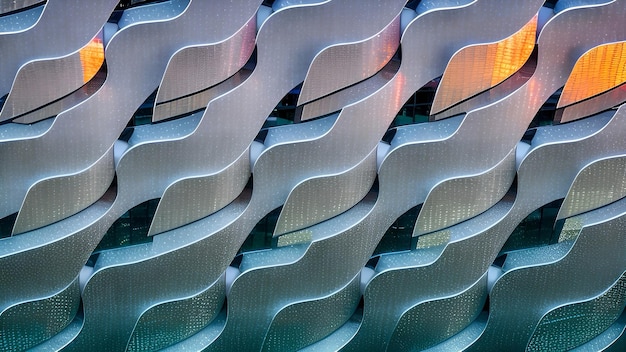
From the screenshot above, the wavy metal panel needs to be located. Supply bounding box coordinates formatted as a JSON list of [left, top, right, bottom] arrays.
[[2, 1, 626, 351]]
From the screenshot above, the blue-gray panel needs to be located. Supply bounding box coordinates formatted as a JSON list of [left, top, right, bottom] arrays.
[[1, 0, 626, 350]]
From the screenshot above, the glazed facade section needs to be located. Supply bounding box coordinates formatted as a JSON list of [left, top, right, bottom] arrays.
[[1, 0, 626, 351]]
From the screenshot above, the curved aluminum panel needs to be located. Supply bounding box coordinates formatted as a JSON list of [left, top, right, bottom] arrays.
[[267, 2, 544, 349], [558, 153, 626, 220], [421, 316, 488, 352], [274, 147, 377, 237], [297, 13, 399, 106], [271, 0, 327, 11], [261, 112, 337, 147], [0, 118, 52, 142], [147, 148, 250, 236], [351, 0, 543, 236], [416, 0, 625, 237], [0, 0, 118, 97], [158, 311, 227, 351], [261, 273, 361, 352], [0, 189, 115, 314], [0, 0, 260, 220], [3, 1, 626, 349], [11, 145, 114, 235], [0, 277, 79, 351], [0, 5, 43, 33], [387, 273, 488, 351], [29, 319, 83, 351], [462, 105, 626, 350], [554, 0, 614, 13], [498, 109, 626, 235], [152, 67, 252, 121], [70, 9, 398, 345], [526, 271, 626, 352], [469, 196, 626, 351], [290, 0, 544, 246], [199, 2, 410, 350], [153, 14, 256, 112], [127, 274, 226, 351], [12, 69, 106, 125], [557, 83, 626, 123], [431, 60, 536, 120], [430, 15, 537, 115], [299, 316, 361, 351], [0, 0, 41, 15], [190, 2, 438, 349], [221, 2, 543, 344], [83, 10, 408, 350], [557, 41, 626, 109], [65, 193, 250, 351], [513, 108, 626, 221], [117, 0, 191, 29], [342, 197, 514, 352], [416, 0, 475, 14], [117, 0, 407, 229], [0, 32, 104, 123], [126, 112, 203, 150], [298, 60, 399, 122], [74, 1, 407, 349], [414, 147, 516, 236], [485, 108, 626, 253], [389, 0, 626, 243], [570, 313, 626, 351], [343, 6, 626, 341], [209, 195, 377, 351]]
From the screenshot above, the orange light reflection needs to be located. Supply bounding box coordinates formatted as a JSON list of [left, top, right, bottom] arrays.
[[79, 36, 105, 84], [559, 42, 626, 108], [431, 14, 537, 115]]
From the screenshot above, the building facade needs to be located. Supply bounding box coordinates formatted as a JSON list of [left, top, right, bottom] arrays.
[[1, 0, 626, 350]]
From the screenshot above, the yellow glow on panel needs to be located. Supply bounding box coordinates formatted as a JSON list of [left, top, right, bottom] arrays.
[[431, 15, 537, 115], [79, 36, 105, 83], [558, 42, 626, 108]]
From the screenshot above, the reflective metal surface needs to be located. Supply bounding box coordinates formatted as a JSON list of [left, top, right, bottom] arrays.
[[557, 83, 626, 123], [153, 15, 256, 116], [0, 32, 105, 122], [297, 13, 400, 106], [0, 0, 118, 98], [431, 15, 537, 115], [2, 0, 626, 350], [0, 0, 42, 15], [558, 154, 626, 220], [558, 40, 626, 109]]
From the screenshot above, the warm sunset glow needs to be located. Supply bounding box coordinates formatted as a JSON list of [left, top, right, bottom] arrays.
[[431, 15, 537, 115], [79, 36, 105, 83], [558, 41, 626, 108]]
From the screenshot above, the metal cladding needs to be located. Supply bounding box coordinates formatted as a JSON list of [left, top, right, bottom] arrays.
[[1, 0, 626, 350]]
